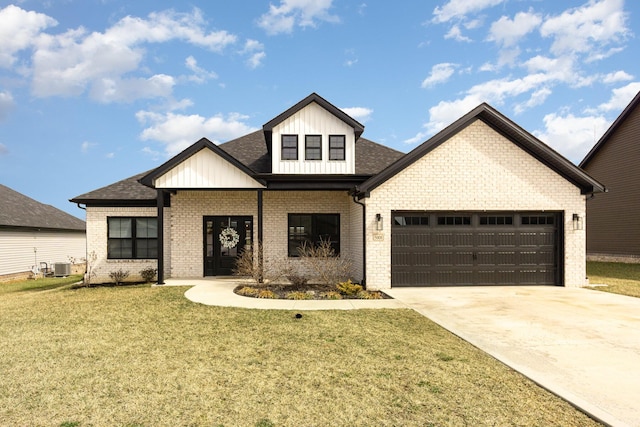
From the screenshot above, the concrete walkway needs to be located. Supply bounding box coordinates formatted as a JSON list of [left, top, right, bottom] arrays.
[[168, 279, 640, 426], [168, 278, 406, 310], [385, 286, 640, 427]]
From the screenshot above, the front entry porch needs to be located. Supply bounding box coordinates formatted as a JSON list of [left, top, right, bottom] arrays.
[[203, 216, 253, 276]]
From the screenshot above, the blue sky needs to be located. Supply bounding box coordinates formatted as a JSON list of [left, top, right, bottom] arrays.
[[1, 0, 639, 219]]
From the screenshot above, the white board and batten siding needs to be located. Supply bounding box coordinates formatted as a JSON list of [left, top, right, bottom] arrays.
[[272, 102, 356, 174], [154, 148, 265, 189], [0, 229, 86, 276]]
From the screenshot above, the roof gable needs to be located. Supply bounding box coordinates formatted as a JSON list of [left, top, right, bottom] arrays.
[[580, 90, 640, 168], [139, 138, 265, 189], [262, 93, 364, 152], [357, 103, 605, 196], [1, 184, 85, 231]]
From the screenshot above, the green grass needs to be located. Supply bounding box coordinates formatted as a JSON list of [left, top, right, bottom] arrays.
[[587, 261, 640, 298], [0, 279, 601, 426], [0, 274, 83, 295]]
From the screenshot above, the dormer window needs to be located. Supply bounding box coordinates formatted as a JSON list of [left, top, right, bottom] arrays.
[[281, 135, 298, 160], [305, 135, 322, 160], [329, 135, 346, 160]]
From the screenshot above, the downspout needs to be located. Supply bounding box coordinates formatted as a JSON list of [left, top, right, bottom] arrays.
[[156, 189, 165, 285], [351, 191, 366, 288], [257, 189, 264, 283]]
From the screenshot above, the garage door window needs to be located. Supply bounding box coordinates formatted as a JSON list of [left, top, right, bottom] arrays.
[[394, 215, 429, 226], [437, 215, 471, 225], [480, 215, 513, 225], [521, 215, 554, 225]]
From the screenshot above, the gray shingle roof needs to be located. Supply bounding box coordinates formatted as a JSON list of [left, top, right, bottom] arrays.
[[71, 132, 404, 205], [1, 184, 85, 231], [70, 171, 158, 205]]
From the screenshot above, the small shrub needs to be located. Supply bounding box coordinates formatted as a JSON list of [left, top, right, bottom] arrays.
[[321, 291, 342, 300], [286, 274, 309, 287], [257, 289, 277, 299], [357, 290, 383, 299], [139, 267, 157, 283], [286, 291, 313, 300], [237, 286, 260, 297], [108, 268, 130, 286], [336, 279, 362, 296]]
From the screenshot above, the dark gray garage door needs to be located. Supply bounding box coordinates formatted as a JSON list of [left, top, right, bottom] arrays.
[[391, 212, 561, 287]]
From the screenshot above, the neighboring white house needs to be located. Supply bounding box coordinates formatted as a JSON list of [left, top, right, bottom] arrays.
[[0, 184, 86, 282], [71, 93, 605, 288]]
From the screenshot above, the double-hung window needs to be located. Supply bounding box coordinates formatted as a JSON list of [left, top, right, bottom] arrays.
[[108, 217, 158, 259], [281, 135, 298, 160], [329, 135, 345, 160], [305, 135, 322, 160], [288, 213, 340, 256]]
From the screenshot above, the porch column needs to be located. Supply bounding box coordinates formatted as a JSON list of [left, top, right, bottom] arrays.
[[257, 189, 264, 283], [156, 189, 165, 285]]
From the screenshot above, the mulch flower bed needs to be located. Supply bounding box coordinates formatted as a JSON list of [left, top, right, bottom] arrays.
[[233, 282, 392, 300]]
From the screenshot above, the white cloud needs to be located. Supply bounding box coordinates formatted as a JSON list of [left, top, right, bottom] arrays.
[[421, 63, 457, 88], [141, 146, 161, 161], [602, 70, 633, 84], [595, 82, 640, 112], [487, 10, 541, 48], [80, 141, 97, 153], [90, 74, 175, 103], [242, 39, 266, 68], [341, 106, 372, 122], [0, 90, 15, 120], [29, 8, 236, 101], [444, 25, 471, 42], [535, 112, 609, 162], [258, 0, 339, 35], [433, 0, 505, 23], [136, 110, 258, 155], [0, 142, 8, 155], [185, 56, 218, 83], [514, 87, 552, 114], [540, 0, 629, 60], [0, 5, 57, 68]]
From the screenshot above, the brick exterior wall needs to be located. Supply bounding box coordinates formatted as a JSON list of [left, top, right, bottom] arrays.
[[363, 120, 587, 290], [262, 191, 356, 280], [170, 191, 257, 278], [85, 206, 170, 284]]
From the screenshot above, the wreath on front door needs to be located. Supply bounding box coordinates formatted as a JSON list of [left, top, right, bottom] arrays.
[[219, 227, 240, 248]]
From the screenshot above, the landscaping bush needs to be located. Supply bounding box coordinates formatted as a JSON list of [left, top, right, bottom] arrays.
[[285, 291, 313, 300], [336, 279, 362, 296], [108, 269, 130, 286], [139, 267, 157, 283], [236, 286, 260, 297]]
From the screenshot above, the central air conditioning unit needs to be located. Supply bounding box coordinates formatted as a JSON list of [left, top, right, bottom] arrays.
[[54, 263, 71, 277]]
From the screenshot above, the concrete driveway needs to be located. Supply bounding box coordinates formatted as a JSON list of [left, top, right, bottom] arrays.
[[384, 286, 640, 427]]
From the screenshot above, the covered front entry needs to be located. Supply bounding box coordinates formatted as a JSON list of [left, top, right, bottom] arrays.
[[204, 216, 253, 276], [391, 211, 561, 287]]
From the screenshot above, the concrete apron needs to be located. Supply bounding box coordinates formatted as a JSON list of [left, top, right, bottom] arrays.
[[385, 286, 640, 427]]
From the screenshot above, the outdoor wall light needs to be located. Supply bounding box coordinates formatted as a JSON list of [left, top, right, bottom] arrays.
[[572, 213, 583, 230], [376, 213, 383, 231]]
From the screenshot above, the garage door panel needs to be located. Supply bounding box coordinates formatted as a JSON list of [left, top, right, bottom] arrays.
[[391, 211, 560, 287]]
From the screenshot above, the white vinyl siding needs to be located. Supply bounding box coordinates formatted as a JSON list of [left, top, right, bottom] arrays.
[[0, 229, 86, 276], [155, 148, 265, 189], [271, 102, 356, 174]]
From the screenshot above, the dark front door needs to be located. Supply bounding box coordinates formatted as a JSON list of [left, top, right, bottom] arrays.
[[204, 216, 253, 276]]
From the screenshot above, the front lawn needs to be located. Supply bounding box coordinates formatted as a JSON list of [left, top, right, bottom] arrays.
[[0, 279, 600, 426], [587, 261, 640, 298]]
